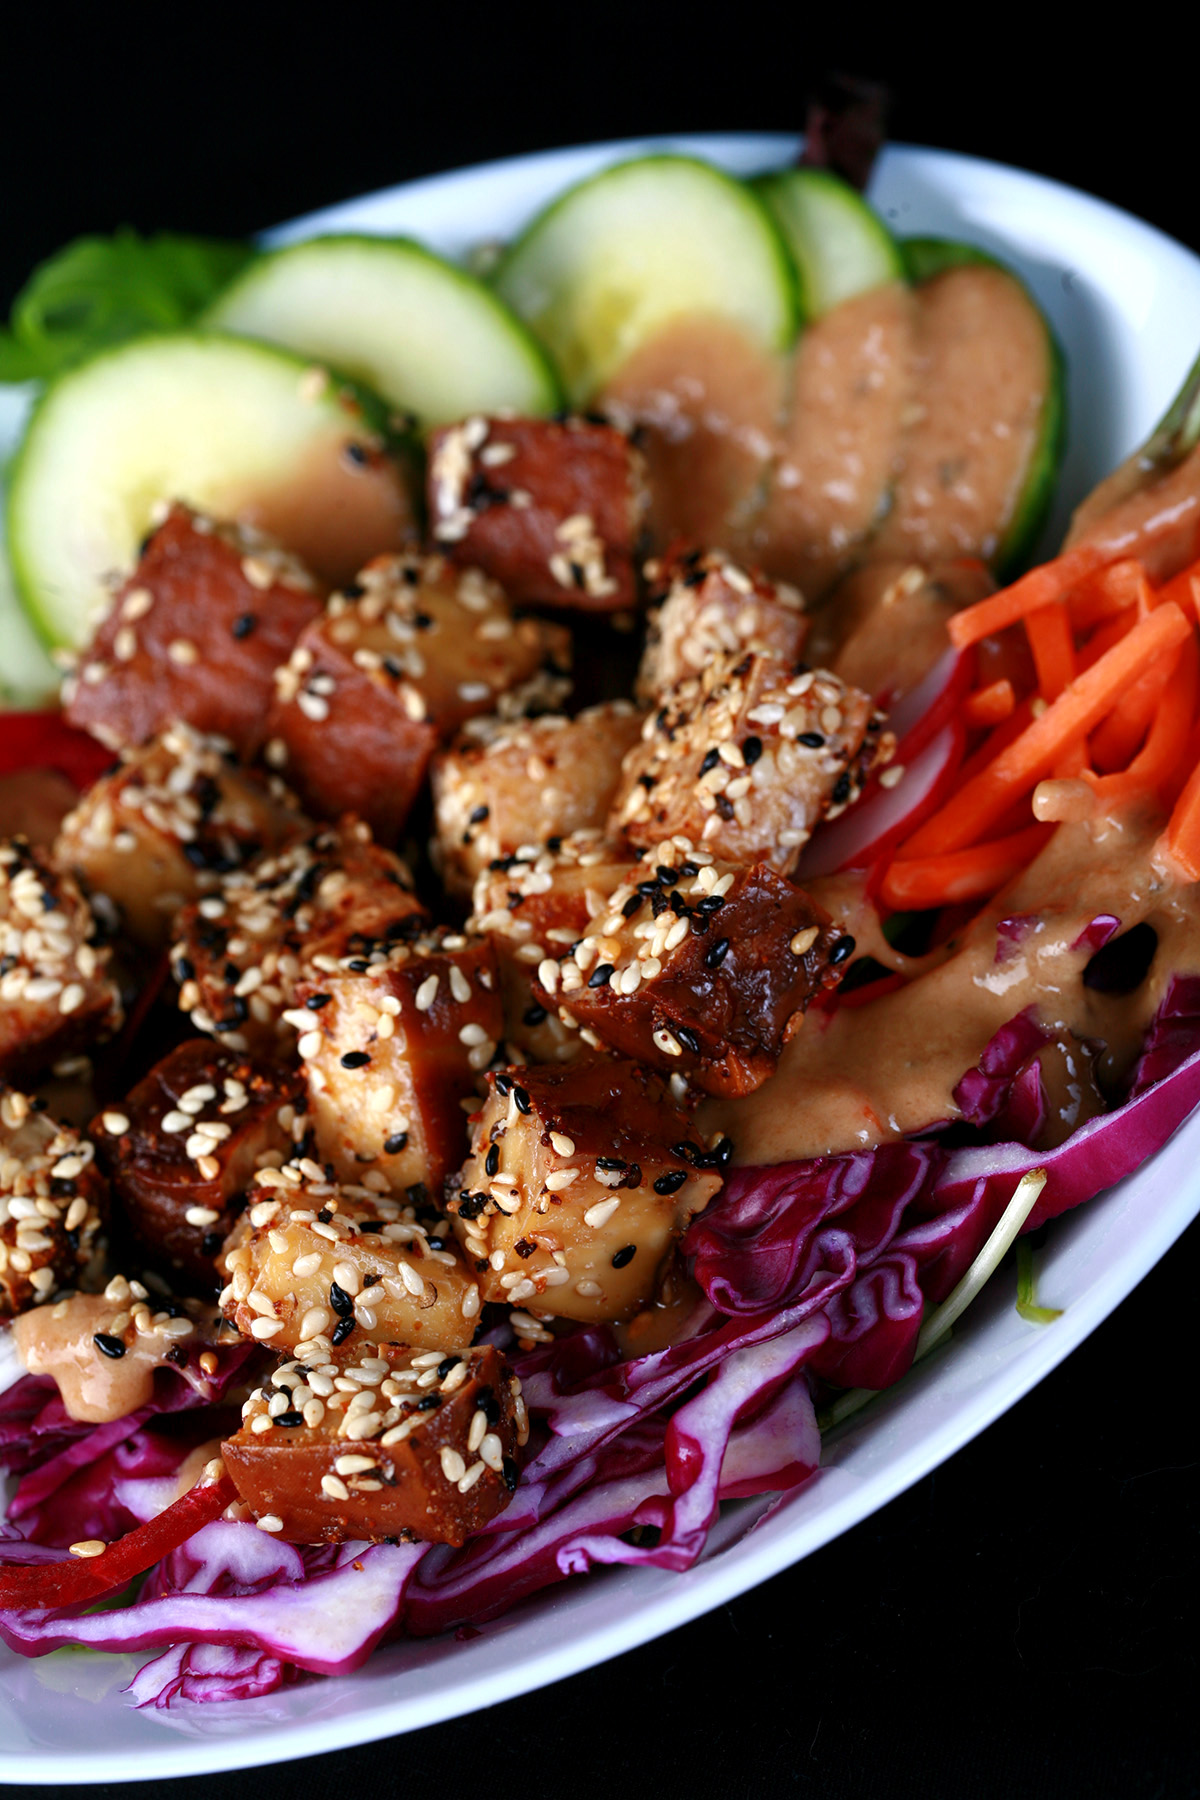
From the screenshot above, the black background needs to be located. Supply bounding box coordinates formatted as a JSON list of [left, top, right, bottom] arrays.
[[1, 14, 1196, 1797]]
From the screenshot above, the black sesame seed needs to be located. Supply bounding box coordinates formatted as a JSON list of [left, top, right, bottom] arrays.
[[437, 1357, 459, 1379], [406, 1182, 430, 1208], [596, 1157, 626, 1172], [231, 612, 257, 639], [622, 893, 643, 918], [829, 935, 856, 966], [715, 794, 735, 821], [316, 1208, 333, 1224], [202, 1231, 224, 1257], [514, 1237, 536, 1259], [484, 1143, 500, 1178], [656, 865, 678, 885], [523, 1004, 547, 1026], [512, 1086, 532, 1115], [344, 581, 366, 599], [305, 992, 332, 1010], [675, 1025, 702, 1054], [275, 1410, 305, 1428], [94, 1333, 126, 1359], [468, 804, 490, 824], [798, 731, 825, 749], [329, 1282, 355, 1317], [341, 1050, 372, 1069], [832, 772, 852, 806], [502, 1457, 521, 1493], [344, 441, 369, 467], [699, 748, 720, 776], [331, 1317, 356, 1346], [653, 1169, 688, 1195], [588, 962, 614, 988], [494, 1072, 513, 1097], [174, 955, 195, 983], [671, 1140, 698, 1164], [359, 1220, 386, 1234], [415, 1394, 440, 1411], [611, 1245, 637, 1269], [384, 1131, 409, 1155], [705, 936, 731, 970], [742, 735, 763, 764], [165, 1345, 188, 1367]]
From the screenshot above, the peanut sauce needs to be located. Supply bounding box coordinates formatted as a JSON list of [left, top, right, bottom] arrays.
[[10, 1292, 217, 1424]]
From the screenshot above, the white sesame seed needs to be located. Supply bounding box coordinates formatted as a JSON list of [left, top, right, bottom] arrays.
[[790, 927, 819, 956], [68, 1539, 107, 1559], [457, 1460, 486, 1494], [584, 1197, 621, 1228], [249, 1317, 284, 1340], [544, 1168, 578, 1191], [321, 1474, 350, 1501], [167, 638, 199, 666], [439, 1446, 466, 1483], [184, 1205, 220, 1227], [549, 1131, 575, 1156]]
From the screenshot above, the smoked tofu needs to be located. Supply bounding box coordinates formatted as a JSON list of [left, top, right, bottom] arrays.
[[172, 818, 425, 1061], [0, 1088, 107, 1314], [62, 504, 323, 758], [92, 1039, 307, 1284], [431, 702, 643, 898], [220, 1164, 483, 1357], [612, 651, 890, 874], [55, 724, 306, 948], [262, 552, 572, 841], [0, 840, 122, 1083], [637, 550, 809, 704], [448, 1061, 721, 1324], [530, 839, 848, 1096], [469, 831, 637, 1063], [288, 926, 503, 1197], [427, 414, 647, 612], [224, 1342, 524, 1546]]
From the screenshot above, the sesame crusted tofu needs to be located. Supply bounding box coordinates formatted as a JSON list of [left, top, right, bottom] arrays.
[[55, 724, 307, 949], [262, 551, 572, 841], [431, 702, 644, 899], [0, 1089, 107, 1313], [219, 1164, 483, 1357], [0, 840, 122, 1083], [171, 818, 425, 1061], [529, 839, 848, 1096], [427, 413, 648, 612], [289, 925, 502, 1197], [468, 830, 636, 1063], [62, 503, 324, 759], [612, 651, 890, 873], [224, 1342, 524, 1546], [447, 1062, 722, 1324], [637, 549, 809, 704], [92, 1040, 307, 1285]]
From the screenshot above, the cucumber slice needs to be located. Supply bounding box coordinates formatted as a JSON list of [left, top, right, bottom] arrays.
[[0, 384, 56, 707], [896, 237, 1066, 577], [754, 168, 904, 321], [205, 235, 561, 427], [7, 332, 412, 650], [494, 155, 798, 403]]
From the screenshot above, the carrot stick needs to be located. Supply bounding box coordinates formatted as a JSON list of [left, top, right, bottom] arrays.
[[881, 824, 1054, 910], [1154, 560, 1200, 622], [1161, 707, 1200, 877], [899, 603, 1191, 859], [1085, 635, 1198, 809], [947, 546, 1104, 649], [963, 678, 1015, 728], [1024, 602, 1074, 701], [1089, 641, 1182, 772], [1067, 558, 1150, 631], [1076, 606, 1138, 671]]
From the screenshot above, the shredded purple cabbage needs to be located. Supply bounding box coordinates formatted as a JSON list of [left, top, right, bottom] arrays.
[[1, 980, 1198, 1707]]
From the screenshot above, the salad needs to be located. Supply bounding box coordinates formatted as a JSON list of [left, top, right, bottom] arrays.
[[1, 136, 1199, 1716]]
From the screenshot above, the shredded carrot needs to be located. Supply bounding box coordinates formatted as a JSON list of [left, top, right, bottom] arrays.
[[1089, 640, 1182, 772], [946, 546, 1104, 650], [1162, 698, 1200, 877], [1076, 606, 1139, 671], [880, 824, 1054, 910], [1066, 558, 1151, 630], [898, 602, 1191, 859], [962, 678, 1015, 728], [1084, 634, 1198, 808], [1024, 602, 1075, 700], [1153, 559, 1200, 622]]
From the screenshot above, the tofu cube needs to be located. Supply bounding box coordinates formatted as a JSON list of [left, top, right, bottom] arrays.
[[612, 650, 890, 873], [0, 1089, 107, 1313], [428, 414, 647, 612], [55, 723, 306, 948], [468, 832, 637, 1063], [262, 552, 572, 840], [431, 702, 643, 898], [0, 840, 123, 1083], [288, 926, 503, 1197], [637, 549, 808, 703], [172, 817, 425, 1061], [220, 1164, 484, 1357], [530, 839, 848, 1096], [448, 1061, 721, 1324], [63, 504, 323, 758], [92, 1039, 306, 1284], [224, 1341, 524, 1546]]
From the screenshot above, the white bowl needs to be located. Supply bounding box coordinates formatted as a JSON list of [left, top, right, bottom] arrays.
[[3, 132, 1200, 1784]]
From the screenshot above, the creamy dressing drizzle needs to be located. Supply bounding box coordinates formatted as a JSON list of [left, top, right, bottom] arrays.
[[11, 1292, 220, 1424]]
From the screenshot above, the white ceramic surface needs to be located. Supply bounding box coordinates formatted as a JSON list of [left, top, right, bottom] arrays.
[[3, 132, 1200, 1784]]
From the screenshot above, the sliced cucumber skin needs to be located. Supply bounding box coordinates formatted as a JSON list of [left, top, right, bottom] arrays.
[[755, 168, 904, 321], [494, 154, 800, 403], [205, 234, 562, 427], [6, 331, 391, 651], [902, 237, 1067, 578]]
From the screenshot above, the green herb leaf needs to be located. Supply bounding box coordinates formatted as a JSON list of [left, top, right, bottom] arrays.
[[0, 229, 255, 382]]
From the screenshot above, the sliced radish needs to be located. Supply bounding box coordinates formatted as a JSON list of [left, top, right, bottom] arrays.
[[884, 645, 974, 762], [798, 718, 966, 879]]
